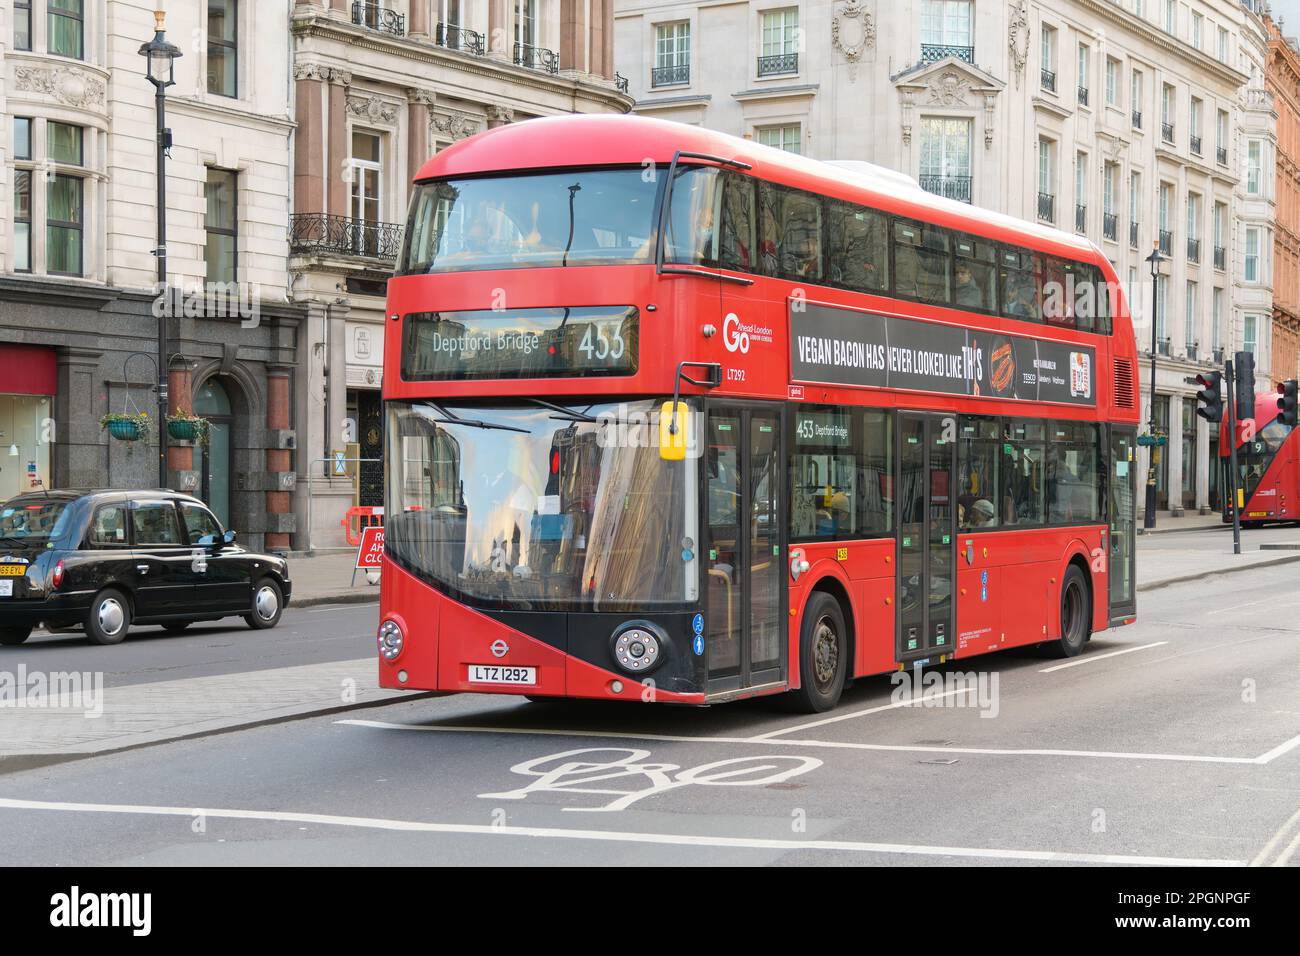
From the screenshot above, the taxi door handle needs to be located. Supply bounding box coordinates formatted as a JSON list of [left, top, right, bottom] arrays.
[[136, 564, 149, 574]]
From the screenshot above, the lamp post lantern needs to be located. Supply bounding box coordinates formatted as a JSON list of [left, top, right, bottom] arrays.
[[139, 10, 181, 489], [1144, 243, 1167, 530]]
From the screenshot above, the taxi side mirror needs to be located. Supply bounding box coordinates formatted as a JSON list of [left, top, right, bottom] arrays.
[[659, 401, 689, 461]]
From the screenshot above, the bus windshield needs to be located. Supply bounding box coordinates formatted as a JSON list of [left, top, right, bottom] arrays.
[[1234, 417, 1290, 502], [385, 400, 698, 611], [399, 169, 662, 274]]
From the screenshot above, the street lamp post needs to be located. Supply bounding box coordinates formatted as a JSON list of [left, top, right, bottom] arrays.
[[139, 11, 181, 489], [1144, 244, 1167, 530]]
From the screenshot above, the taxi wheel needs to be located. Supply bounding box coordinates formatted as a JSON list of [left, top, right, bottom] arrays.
[[85, 589, 131, 646], [0, 626, 33, 646], [244, 578, 283, 630]]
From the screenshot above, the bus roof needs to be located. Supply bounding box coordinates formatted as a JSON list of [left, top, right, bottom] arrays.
[[415, 113, 1106, 268]]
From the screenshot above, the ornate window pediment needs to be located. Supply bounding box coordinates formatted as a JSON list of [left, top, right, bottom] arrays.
[[893, 59, 1004, 149]]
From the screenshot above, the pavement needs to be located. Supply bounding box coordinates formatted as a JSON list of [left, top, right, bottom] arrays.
[[3, 519, 1300, 772], [0, 563, 1297, 866]]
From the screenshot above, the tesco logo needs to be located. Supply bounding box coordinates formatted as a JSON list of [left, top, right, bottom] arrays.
[[723, 312, 750, 354]]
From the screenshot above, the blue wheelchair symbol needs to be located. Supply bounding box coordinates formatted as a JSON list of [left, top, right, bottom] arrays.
[[692, 613, 704, 636]]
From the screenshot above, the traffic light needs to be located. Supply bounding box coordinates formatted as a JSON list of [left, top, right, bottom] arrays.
[[1279, 379, 1299, 428], [1195, 370, 1224, 423], [1235, 351, 1257, 420]]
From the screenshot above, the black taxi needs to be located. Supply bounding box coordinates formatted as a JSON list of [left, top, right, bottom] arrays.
[[0, 490, 291, 645]]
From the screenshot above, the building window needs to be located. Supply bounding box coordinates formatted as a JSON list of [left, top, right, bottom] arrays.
[[1131, 70, 1143, 126], [1156, 274, 1167, 341], [1162, 0, 1175, 34], [1129, 170, 1141, 247], [516, 0, 538, 49], [1186, 192, 1200, 262], [653, 21, 691, 86], [919, 117, 972, 202], [14, 169, 32, 273], [1245, 228, 1260, 282], [1216, 110, 1229, 164], [1218, 26, 1229, 63], [1158, 182, 1172, 254], [205, 169, 237, 283], [1161, 84, 1175, 142], [48, 0, 84, 59], [1077, 43, 1090, 104], [14, 117, 32, 161], [1244, 315, 1258, 355], [757, 124, 801, 155], [1212, 288, 1223, 350], [1040, 25, 1057, 91], [761, 7, 799, 56], [1106, 57, 1119, 107], [1037, 138, 1055, 222], [46, 175, 83, 275], [48, 121, 83, 166], [207, 0, 238, 97], [1074, 150, 1087, 233], [1246, 140, 1263, 195], [349, 130, 383, 254], [920, 1, 973, 60], [14, 0, 32, 50], [1103, 162, 1118, 240], [1189, 97, 1202, 154], [1191, 11, 1202, 49], [1185, 281, 1197, 353]]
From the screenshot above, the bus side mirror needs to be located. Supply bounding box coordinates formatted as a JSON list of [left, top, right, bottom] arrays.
[[659, 401, 689, 461]]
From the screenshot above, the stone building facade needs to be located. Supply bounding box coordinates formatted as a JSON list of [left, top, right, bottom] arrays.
[[1265, 8, 1300, 386], [615, 0, 1273, 516], [288, 0, 631, 548], [1, 0, 303, 550]]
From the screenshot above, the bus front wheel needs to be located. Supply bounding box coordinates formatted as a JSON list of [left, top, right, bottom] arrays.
[[785, 592, 848, 714], [1044, 565, 1091, 659]]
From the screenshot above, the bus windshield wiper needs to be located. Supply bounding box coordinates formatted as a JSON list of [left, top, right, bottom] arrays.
[[525, 399, 598, 424], [424, 403, 532, 434]]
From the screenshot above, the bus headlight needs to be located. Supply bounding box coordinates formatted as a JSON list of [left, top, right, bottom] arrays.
[[611, 622, 664, 674], [378, 620, 405, 661]]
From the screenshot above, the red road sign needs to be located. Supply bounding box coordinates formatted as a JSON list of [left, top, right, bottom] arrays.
[[355, 525, 384, 570]]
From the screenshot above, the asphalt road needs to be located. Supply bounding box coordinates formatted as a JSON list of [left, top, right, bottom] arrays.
[[1, 603, 379, 688], [0, 566, 1297, 866]]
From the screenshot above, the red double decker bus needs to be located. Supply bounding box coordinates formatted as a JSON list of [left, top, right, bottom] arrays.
[[378, 114, 1141, 712], [1220, 392, 1299, 524]]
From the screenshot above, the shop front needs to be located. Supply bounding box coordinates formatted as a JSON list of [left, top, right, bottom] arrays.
[[0, 345, 56, 502]]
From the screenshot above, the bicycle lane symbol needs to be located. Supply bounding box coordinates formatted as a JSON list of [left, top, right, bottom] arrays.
[[477, 747, 823, 813]]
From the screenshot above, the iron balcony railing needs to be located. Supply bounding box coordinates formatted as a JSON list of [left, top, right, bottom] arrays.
[[1132, 110, 1143, 129], [436, 22, 485, 55], [1041, 68, 1057, 92], [919, 175, 973, 203], [616, 72, 629, 93], [1130, 220, 1139, 248], [514, 42, 559, 74], [1212, 347, 1225, 365], [289, 213, 404, 260], [1162, 122, 1175, 143], [1217, 146, 1228, 165], [1186, 342, 1199, 362], [1078, 86, 1089, 106], [1187, 238, 1201, 263], [1103, 212, 1118, 241], [352, 0, 405, 36], [1213, 245, 1227, 270], [757, 52, 798, 76], [1075, 203, 1087, 233], [921, 44, 974, 64], [1038, 192, 1056, 223], [1156, 337, 1172, 357], [1159, 229, 1173, 255], [1190, 134, 1202, 155], [651, 62, 690, 87]]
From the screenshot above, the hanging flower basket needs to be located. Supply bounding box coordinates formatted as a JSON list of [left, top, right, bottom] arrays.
[[101, 412, 153, 445], [166, 410, 210, 445]]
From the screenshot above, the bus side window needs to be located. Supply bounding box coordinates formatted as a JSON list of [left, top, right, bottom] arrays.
[[1042, 257, 1078, 329], [827, 200, 889, 294], [957, 416, 1000, 529], [1000, 250, 1041, 322], [1002, 420, 1046, 525], [775, 186, 823, 282], [894, 220, 950, 305], [718, 172, 756, 273], [953, 236, 996, 313]]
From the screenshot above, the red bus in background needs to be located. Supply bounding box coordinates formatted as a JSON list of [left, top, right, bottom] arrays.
[[378, 114, 1141, 713], [1221, 392, 1298, 524]]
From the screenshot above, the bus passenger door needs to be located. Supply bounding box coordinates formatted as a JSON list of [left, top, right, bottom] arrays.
[[704, 403, 785, 697], [1108, 428, 1137, 620], [897, 414, 955, 660]]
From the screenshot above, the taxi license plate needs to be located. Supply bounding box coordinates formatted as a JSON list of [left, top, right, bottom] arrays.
[[468, 665, 536, 685], [0, 565, 25, 576]]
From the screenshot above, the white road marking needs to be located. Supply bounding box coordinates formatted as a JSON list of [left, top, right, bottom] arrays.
[[1250, 804, 1300, 867], [338, 718, 1290, 765], [1038, 642, 1168, 673], [0, 797, 1243, 866], [1254, 732, 1300, 765], [747, 688, 970, 740]]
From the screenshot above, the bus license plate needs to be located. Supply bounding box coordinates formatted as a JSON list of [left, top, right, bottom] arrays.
[[468, 665, 536, 686]]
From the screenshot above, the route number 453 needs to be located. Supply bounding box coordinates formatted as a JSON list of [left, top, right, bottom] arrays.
[[579, 324, 625, 362]]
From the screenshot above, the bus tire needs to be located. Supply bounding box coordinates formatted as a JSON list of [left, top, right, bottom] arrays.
[[785, 591, 848, 714], [1044, 564, 1091, 659]]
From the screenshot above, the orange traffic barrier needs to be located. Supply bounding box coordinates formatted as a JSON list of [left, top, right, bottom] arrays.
[[341, 506, 384, 547]]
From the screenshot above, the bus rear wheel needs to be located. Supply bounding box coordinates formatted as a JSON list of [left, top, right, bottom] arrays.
[[1044, 565, 1091, 659], [785, 592, 848, 714]]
